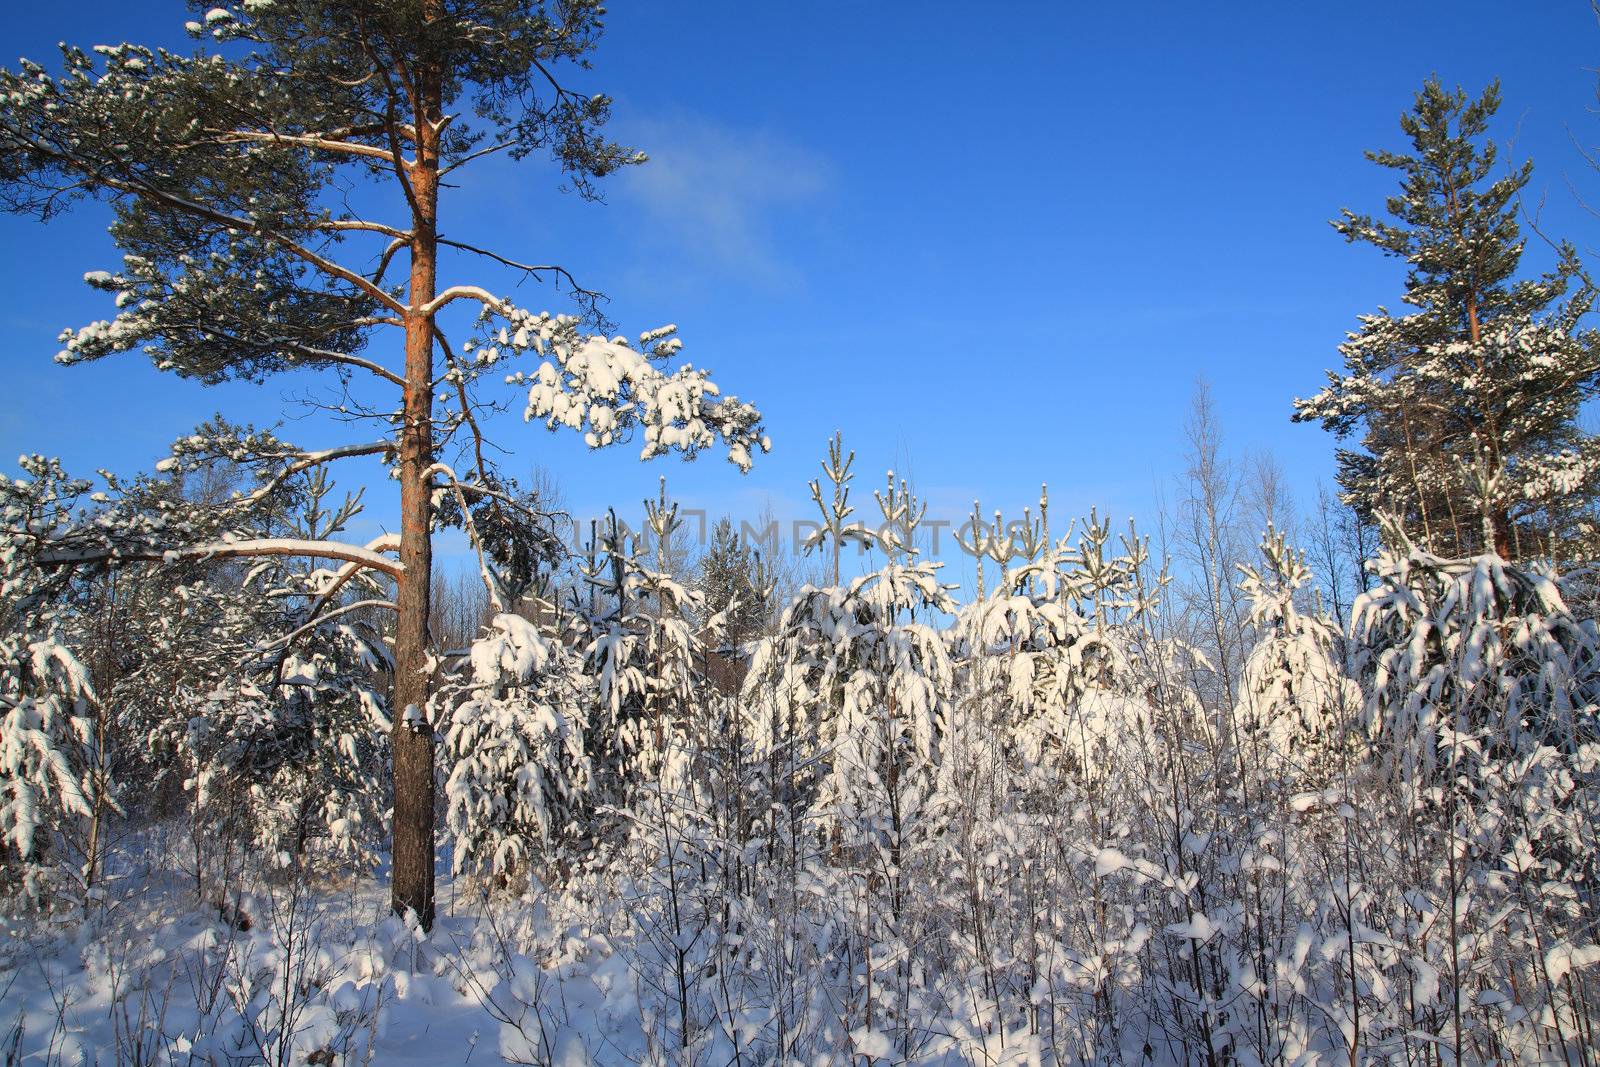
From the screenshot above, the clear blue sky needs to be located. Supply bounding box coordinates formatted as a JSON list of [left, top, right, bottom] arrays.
[[3, 3, 1598, 578]]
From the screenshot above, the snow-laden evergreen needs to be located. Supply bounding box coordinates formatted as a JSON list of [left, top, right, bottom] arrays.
[[1353, 516, 1600, 770], [0, 631, 99, 900], [441, 611, 590, 885], [1235, 524, 1361, 776], [1294, 79, 1600, 561]]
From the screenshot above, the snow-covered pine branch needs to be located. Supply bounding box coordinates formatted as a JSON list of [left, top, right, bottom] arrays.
[[473, 306, 769, 472]]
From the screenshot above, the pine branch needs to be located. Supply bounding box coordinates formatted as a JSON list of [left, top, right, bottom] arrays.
[[262, 598, 398, 651], [419, 285, 503, 315], [208, 129, 399, 165], [35, 537, 403, 577], [6, 129, 407, 315], [236, 441, 395, 508]]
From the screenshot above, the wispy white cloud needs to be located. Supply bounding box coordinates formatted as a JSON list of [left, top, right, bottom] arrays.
[[615, 113, 832, 287]]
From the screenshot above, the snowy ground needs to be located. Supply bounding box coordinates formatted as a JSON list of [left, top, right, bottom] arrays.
[[0, 849, 1062, 1066], [0, 833, 649, 1066]]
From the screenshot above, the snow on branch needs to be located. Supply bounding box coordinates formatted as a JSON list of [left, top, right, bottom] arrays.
[[35, 537, 404, 578], [461, 303, 769, 472], [418, 285, 505, 316], [300, 534, 402, 622], [155, 434, 396, 510], [261, 598, 398, 651], [210, 129, 400, 165]]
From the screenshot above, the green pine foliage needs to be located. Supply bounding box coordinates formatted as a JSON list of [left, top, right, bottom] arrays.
[[1295, 79, 1600, 560]]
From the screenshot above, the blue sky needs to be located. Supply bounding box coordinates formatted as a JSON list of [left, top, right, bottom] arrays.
[[3, 2, 1599, 582]]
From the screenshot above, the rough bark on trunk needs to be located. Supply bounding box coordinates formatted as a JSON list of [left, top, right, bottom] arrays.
[[390, 70, 442, 930], [1492, 507, 1513, 560]]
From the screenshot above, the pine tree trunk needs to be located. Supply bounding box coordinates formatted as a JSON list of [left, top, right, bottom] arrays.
[[391, 69, 442, 931], [1492, 507, 1513, 560]]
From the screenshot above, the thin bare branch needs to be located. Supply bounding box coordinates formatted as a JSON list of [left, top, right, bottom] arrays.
[[436, 237, 604, 302], [438, 140, 514, 177], [262, 598, 397, 650]]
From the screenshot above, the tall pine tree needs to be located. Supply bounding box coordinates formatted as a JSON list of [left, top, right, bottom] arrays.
[[1294, 78, 1600, 560], [0, 0, 766, 927]]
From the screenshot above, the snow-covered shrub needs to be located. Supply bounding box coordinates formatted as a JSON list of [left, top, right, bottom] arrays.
[[442, 611, 591, 887], [245, 622, 390, 872], [1333, 518, 1600, 1062], [742, 458, 960, 1058], [1354, 517, 1600, 773], [0, 631, 100, 901], [1235, 525, 1361, 779], [2, 448, 393, 888], [573, 499, 703, 805], [0, 457, 111, 901], [130, 571, 389, 881]]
